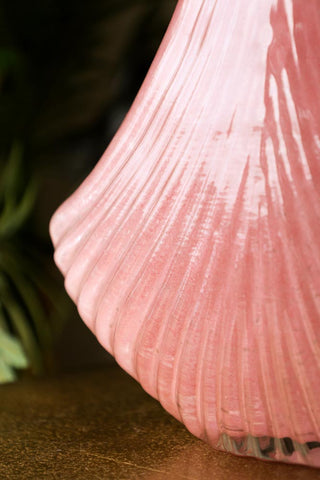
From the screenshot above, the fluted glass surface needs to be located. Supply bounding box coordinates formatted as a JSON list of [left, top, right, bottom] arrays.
[[50, 0, 320, 467]]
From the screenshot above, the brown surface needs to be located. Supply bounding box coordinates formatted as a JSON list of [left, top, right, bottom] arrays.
[[0, 366, 319, 480]]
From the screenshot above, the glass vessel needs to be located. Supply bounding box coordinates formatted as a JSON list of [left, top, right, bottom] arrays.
[[50, 0, 320, 467]]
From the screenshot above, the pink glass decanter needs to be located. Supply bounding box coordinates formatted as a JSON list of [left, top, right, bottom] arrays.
[[50, 0, 320, 467]]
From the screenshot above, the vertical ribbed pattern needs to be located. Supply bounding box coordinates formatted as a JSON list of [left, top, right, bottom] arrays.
[[50, 0, 320, 467]]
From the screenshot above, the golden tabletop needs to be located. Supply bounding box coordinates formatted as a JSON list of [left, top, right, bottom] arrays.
[[0, 366, 319, 479]]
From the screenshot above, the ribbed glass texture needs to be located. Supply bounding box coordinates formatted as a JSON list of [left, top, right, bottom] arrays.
[[50, 0, 320, 467]]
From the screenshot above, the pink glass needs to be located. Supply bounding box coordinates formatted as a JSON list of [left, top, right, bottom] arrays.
[[50, 0, 320, 467]]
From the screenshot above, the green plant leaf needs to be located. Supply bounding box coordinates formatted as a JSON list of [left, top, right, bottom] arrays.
[[0, 327, 28, 369], [0, 275, 42, 375], [0, 357, 16, 383], [0, 142, 23, 199], [0, 252, 51, 347], [0, 143, 37, 238], [0, 178, 37, 238]]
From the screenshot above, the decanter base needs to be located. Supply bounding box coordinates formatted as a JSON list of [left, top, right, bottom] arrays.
[[215, 434, 320, 468]]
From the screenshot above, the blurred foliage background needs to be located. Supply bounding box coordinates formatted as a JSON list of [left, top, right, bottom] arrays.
[[0, 0, 175, 382]]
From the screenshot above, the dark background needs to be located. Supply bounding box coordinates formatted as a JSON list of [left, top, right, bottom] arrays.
[[0, 0, 176, 377]]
